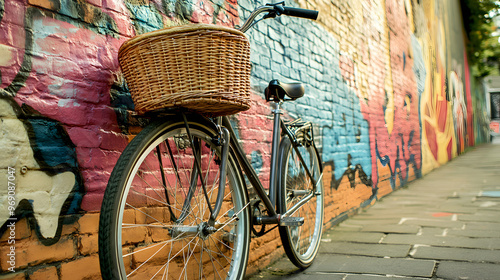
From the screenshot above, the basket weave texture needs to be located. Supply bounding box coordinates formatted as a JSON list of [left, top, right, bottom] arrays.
[[118, 24, 252, 116]]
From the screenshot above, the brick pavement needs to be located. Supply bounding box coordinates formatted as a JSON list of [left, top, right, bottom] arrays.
[[248, 142, 500, 279]]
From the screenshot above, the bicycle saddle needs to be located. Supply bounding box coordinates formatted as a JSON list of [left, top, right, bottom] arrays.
[[265, 79, 305, 101]]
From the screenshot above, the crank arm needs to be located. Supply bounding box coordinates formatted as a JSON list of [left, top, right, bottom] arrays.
[[281, 172, 323, 219]]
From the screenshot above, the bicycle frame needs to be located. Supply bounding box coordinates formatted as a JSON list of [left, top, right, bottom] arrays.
[[220, 100, 322, 226], [167, 1, 322, 233], [99, 3, 323, 278], [173, 98, 321, 230]]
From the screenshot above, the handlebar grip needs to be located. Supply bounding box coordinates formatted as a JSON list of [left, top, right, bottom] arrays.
[[282, 6, 318, 20]]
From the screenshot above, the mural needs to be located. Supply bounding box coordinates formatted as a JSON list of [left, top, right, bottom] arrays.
[[240, 0, 373, 191], [0, 96, 82, 244], [0, 1, 91, 244], [0, 0, 490, 277], [380, 0, 421, 190], [411, 0, 478, 174]]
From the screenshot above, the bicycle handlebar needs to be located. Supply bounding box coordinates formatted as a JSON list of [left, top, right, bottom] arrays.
[[238, 2, 318, 33], [278, 6, 319, 20], [238, 6, 274, 33]]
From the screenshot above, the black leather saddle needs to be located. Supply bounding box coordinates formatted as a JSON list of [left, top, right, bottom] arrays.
[[265, 79, 305, 101]]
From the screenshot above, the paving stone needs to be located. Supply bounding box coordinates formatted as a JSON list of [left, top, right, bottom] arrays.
[[464, 221, 500, 231], [447, 229, 500, 238], [436, 205, 477, 214], [319, 242, 411, 258], [476, 205, 500, 212], [342, 218, 401, 225], [411, 246, 500, 263], [356, 210, 436, 219], [328, 232, 385, 243], [382, 234, 500, 250], [436, 261, 500, 280], [400, 219, 464, 229], [344, 275, 425, 280], [245, 257, 302, 279], [307, 255, 436, 278], [471, 200, 500, 210], [458, 213, 500, 222], [246, 259, 346, 280], [419, 227, 447, 236], [382, 196, 440, 203], [361, 224, 420, 234], [334, 225, 363, 232], [355, 211, 431, 219], [284, 273, 345, 280]]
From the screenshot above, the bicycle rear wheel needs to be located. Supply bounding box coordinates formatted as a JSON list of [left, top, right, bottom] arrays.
[[277, 136, 323, 269], [98, 116, 250, 280]]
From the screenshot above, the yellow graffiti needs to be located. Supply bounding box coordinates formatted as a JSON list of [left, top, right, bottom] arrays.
[[0, 44, 14, 67], [412, 0, 460, 174]]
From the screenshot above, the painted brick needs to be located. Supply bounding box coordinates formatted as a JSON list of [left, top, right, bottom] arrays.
[[60, 254, 100, 280], [34, 36, 71, 59], [99, 129, 128, 151], [0, 272, 25, 280], [0, 235, 76, 271], [81, 192, 105, 212], [78, 234, 98, 255], [81, 170, 110, 192], [29, 266, 58, 279], [87, 106, 119, 131], [2, 0, 25, 28], [0, 44, 18, 68], [86, 0, 102, 7], [52, 100, 89, 126], [76, 213, 99, 235], [75, 147, 120, 170], [52, 58, 84, 81], [0, 219, 31, 242], [67, 127, 101, 148]]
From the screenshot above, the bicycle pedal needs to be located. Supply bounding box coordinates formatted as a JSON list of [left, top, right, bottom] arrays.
[[280, 216, 304, 226]]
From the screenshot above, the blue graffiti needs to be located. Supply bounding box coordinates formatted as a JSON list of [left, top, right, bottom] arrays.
[[125, 1, 164, 34], [250, 150, 263, 175], [411, 35, 426, 96], [22, 104, 83, 216], [240, 0, 372, 186]]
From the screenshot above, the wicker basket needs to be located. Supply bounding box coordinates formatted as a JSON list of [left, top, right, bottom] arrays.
[[118, 24, 251, 116]]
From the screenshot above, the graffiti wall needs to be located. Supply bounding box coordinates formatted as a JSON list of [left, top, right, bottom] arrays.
[[0, 0, 488, 278]]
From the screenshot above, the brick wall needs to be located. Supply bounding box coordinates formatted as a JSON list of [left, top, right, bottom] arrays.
[[0, 0, 489, 278]]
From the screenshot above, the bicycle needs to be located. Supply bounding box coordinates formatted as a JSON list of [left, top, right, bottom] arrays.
[[98, 2, 323, 279]]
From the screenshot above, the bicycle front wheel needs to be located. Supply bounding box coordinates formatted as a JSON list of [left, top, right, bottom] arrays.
[[99, 117, 250, 280], [277, 136, 324, 269]]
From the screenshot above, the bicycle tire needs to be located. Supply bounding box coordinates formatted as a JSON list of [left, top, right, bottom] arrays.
[[277, 135, 324, 269], [98, 116, 250, 280]]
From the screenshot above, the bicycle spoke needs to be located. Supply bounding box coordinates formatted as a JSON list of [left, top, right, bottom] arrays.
[[127, 240, 170, 277], [125, 203, 170, 227], [205, 239, 230, 279], [216, 201, 250, 232], [208, 235, 234, 261], [278, 135, 323, 268], [100, 122, 248, 279]]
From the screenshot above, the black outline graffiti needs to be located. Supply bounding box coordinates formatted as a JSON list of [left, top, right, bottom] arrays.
[[0, 0, 117, 244], [0, 96, 84, 245]]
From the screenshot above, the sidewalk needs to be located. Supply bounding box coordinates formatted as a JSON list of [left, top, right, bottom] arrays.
[[248, 142, 500, 280]]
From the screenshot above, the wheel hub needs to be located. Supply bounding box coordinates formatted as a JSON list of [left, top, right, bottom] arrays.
[[198, 222, 217, 240], [169, 222, 216, 240]]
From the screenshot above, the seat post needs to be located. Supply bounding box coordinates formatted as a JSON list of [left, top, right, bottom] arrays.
[[269, 101, 282, 208]]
